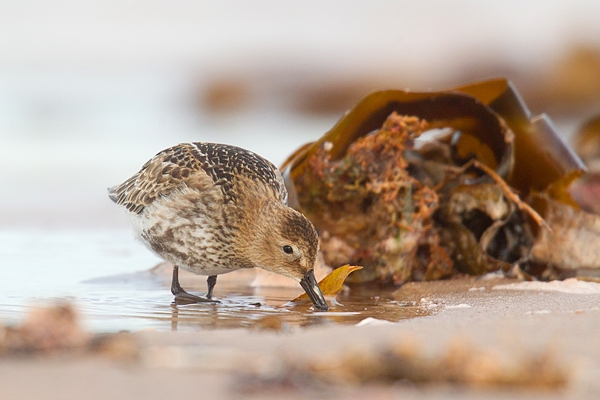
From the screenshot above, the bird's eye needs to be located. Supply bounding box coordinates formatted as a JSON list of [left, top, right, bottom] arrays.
[[283, 245, 293, 254]]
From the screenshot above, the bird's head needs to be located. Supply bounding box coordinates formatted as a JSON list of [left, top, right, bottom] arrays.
[[244, 202, 328, 311]]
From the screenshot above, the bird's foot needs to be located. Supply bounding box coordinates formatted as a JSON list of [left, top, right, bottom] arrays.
[[172, 290, 220, 305], [171, 266, 220, 305]]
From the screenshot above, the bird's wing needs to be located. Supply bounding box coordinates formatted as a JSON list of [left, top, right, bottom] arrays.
[[108, 143, 206, 214], [190, 142, 288, 204], [109, 142, 288, 214]]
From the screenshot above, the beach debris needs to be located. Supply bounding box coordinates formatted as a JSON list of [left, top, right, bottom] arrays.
[[292, 265, 362, 304], [281, 78, 595, 283], [530, 194, 600, 278], [571, 114, 600, 215], [236, 335, 569, 391], [0, 303, 139, 360], [0, 303, 89, 354]]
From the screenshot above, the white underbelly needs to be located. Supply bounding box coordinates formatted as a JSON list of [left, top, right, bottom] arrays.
[[126, 207, 238, 276], [179, 263, 240, 276]]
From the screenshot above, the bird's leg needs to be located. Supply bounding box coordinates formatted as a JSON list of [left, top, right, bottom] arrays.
[[171, 265, 219, 304], [206, 275, 217, 299]]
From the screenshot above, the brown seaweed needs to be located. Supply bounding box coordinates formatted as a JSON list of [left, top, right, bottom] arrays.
[[571, 114, 600, 214], [283, 79, 585, 203], [282, 78, 590, 283]]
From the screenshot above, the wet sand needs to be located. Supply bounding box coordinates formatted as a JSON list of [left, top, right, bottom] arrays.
[[2, 3, 600, 398], [2, 276, 600, 399]]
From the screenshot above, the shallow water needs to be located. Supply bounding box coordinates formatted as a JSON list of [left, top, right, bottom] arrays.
[[0, 229, 426, 332]]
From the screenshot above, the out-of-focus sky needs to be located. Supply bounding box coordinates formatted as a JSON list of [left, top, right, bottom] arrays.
[[1, 1, 599, 69], [1, 0, 599, 228]]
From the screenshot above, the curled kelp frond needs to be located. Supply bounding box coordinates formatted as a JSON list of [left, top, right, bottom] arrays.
[[282, 79, 590, 283]]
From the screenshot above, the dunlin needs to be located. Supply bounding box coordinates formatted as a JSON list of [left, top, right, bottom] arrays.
[[109, 142, 328, 310]]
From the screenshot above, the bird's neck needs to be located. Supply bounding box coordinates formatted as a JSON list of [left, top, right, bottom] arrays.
[[223, 180, 283, 263]]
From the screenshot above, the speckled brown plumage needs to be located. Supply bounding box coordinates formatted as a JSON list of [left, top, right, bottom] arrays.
[[108, 142, 328, 310], [108, 142, 287, 214]]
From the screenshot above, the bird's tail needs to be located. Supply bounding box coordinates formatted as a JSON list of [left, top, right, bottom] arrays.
[[107, 186, 119, 203]]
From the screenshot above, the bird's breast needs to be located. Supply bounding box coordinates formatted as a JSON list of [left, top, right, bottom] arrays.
[[124, 187, 244, 275]]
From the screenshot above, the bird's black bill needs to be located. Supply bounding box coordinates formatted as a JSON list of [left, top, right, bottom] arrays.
[[299, 269, 329, 311]]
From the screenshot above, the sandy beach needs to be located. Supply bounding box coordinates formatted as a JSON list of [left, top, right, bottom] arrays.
[[2, 2, 600, 399], [2, 276, 600, 399]]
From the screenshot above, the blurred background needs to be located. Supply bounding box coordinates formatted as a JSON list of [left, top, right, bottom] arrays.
[[1, 0, 600, 229]]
